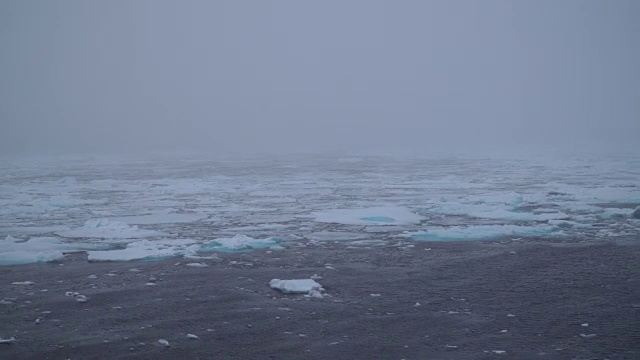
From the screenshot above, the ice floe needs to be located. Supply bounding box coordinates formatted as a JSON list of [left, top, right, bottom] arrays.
[[56, 219, 164, 239], [185, 262, 208, 268], [196, 235, 280, 252], [306, 231, 368, 241], [87, 240, 180, 261], [404, 225, 560, 241], [309, 206, 422, 225], [107, 213, 206, 225], [269, 279, 325, 297], [1, 153, 639, 266], [0, 337, 17, 344], [424, 201, 568, 221], [158, 339, 170, 347], [0, 235, 108, 265], [12, 281, 34, 285]]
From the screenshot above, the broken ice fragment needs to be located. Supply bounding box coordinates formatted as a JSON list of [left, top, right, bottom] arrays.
[[185, 262, 208, 268], [269, 279, 324, 297], [12, 281, 34, 285], [158, 339, 170, 346], [0, 337, 17, 344]]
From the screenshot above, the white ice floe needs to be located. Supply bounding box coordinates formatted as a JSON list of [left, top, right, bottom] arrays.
[[1, 298, 16, 305], [306, 231, 368, 241], [404, 224, 559, 241], [185, 262, 208, 268], [11, 281, 34, 285], [56, 219, 164, 239], [492, 350, 506, 354], [158, 339, 170, 347], [108, 213, 206, 225], [0, 235, 108, 265], [269, 279, 325, 297], [309, 206, 422, 225], [186, 334, 199, 339], [87, 240, 178, 261], [196, 235, 280, 252], [424, 201, 568, 221], [0, 337, 17, 344]]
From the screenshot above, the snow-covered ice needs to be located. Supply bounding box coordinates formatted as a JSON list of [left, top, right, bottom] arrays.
[[87, 240, 179, 261], [309, 206, 423, 225], [404, 225, 560, 241], [196, 235, 280, 252], [0, 337, 17, 344], [158, 339, 170, 347], [11, 281, 34, 285], [56, 219, 164, 239], [269, 279, 325, 295], [0, 153, 638, 265], [0, 235, 108, 265], [107, 213, 206, 225], [185, 262, 208, 268]]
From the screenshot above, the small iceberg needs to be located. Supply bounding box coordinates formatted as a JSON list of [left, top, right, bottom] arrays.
[[269, 279, 325, 298]]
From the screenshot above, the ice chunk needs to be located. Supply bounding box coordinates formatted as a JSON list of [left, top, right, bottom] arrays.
[[307, 231, 367, 241], [405, 225, 559, 241], [0, 235, 108, 266], [185, 262, 208, 267], [269, 279, 324, 295], [0, 337, 17, 344], [87, 240, 180, 261], [56, 219, 164, 239], [196, 235, 279, 252], [425, 202, 568, 221], [0, 251, 64, 266], [158, 339, 170, 347], [310, 206, 422, 225], [108, 213, 206, 225]]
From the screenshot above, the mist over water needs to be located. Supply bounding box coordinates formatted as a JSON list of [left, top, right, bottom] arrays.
[[1, 0, 639, 157]]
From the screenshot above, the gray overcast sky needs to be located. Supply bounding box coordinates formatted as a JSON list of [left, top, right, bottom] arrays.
[[1, 0, 638, 156]]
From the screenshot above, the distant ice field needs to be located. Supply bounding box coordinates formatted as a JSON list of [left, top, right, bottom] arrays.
[[1, 153, 638, 265]]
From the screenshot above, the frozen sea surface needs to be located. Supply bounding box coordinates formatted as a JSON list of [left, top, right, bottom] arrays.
[[1, 153, 638, 265]]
